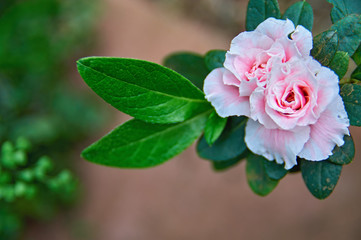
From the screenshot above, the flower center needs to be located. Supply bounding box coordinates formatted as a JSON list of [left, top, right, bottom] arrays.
[[245, 62, 268, 82]]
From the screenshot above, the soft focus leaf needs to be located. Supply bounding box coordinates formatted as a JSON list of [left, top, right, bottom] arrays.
[[197, 117, 247, 161], [328, 135, 355, 165], [301, 160, 342, 199], [340, 83, 361, 126], [329, 51, 349, 80], [264, 160, 288, 180], [311, 30, 338, 66], [282, 1, 313, 31], [326, 0, 361, 23], [351, 64, 361, 81], [330, 14, 361, 57], [212, 156, 244, 172], [82, 110, 211, 168], [246, 154, 279, 196], [204, 111, 227, 146], [204, 50, 226, 71], [246, 0, 281, 31], [163, 52, 209, 90], [77, 57, 211, 124]]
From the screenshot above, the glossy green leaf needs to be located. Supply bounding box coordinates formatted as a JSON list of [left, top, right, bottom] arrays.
[[328, 135, 355, 165], [77, 57, 211, 124], [82, 109, 212, 168], [352, 44, 361, 65], [326, 0, 361, 23], [204, 50, 226, 71], [264, 160, 288, 180], [282, 1, 313, 31], [246, 0, 281, 31], [197, 116, 247, 161], [204, 111, 227, 146], [340, 83, 361, 126], [329, 51, 349, 79], [330, 14, 361, 57], [311, 30, 338, 66], [163, 52, 209, 90], [301, 160, 342, 199], [246, 154, 279, 196], [351, 64, 361, 80]]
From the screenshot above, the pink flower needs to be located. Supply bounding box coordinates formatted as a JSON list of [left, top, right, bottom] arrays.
[[203, 18, 349, 169]]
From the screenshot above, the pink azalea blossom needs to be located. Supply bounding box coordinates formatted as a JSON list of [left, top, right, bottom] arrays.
[[203, 17, 349, 169]]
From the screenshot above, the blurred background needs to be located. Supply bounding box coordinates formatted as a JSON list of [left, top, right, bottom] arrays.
[[1, 0, 361, 239]]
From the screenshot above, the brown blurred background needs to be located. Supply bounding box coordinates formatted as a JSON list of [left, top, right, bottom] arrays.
[[25, 0, 361, 239]]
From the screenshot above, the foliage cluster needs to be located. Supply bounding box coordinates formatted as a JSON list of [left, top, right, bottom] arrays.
[[78, 0, 361, 200]]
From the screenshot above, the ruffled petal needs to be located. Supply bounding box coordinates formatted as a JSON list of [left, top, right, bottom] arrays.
[[291, 25, 313, 57], [255, 18, 295, 41], [204, 68, 250, 117], [312, 65, 340, 116], [245, 119, 310, 169], [249, 88, 278, 129], [298, 95, 350, 160], [229, 31, 274, 54]]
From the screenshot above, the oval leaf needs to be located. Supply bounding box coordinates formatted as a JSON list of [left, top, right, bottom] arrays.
[[330, 14, 361, 57], [246, 154, 279, 196], [329, 51, 349, 80], [212, 155, 245, 172], [77, 57, 211, 124], [328, 135, 355, 165], [204, 50, 226, 71], [282, 1, 313, 31], [264, 160, 288, 180], [82, 109, 212, 168], [246, 0, 281, 31], [311, 30, 338, 66], [197, 116, 247, 161], [340, 83, 361, 126], [326, 0, 361, 23], [204, 111, 227, 146], [301, 160, 342, 199], [163, 52, 209, 90]]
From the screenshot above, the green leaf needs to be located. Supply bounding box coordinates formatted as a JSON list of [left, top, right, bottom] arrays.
[[311, 30, 338, 66], [351, 64, 361, 80], [329, 51, 349, 79], [301, 160, 342, 199], [282, 1, 313, 31], [163, 52, 209, 90], [82, 109, 212, 168], [204, 111, 227, 146], [340, 83, 361, 126], [197, 116, 248, 161], [246, 0, 281, 31], [246, 154, 279, 196], [264, 160, 288, 180], [204, 50, 226, 71], [352, 43, 361, 65], [326, 0, 361, 23], [212, 155, 244, 172], [328, 135, 355, 165], [77, 57, 211, 124], [330, 14, 361, 57]]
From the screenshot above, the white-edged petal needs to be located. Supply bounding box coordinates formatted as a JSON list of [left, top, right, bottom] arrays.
[[245, 119, 310, 169], [291, 25, 313, 57], [204, 68, 250, 117], [298, 95, 350, 160], [255, 17, 295, 41]]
